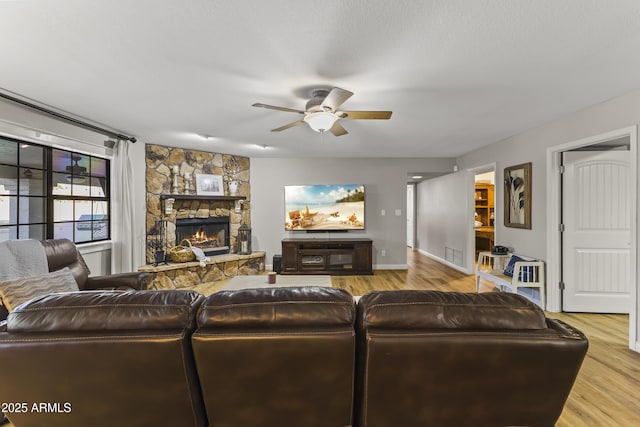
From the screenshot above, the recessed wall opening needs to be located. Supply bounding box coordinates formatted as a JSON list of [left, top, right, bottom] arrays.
[[474, 171, 495, 259]]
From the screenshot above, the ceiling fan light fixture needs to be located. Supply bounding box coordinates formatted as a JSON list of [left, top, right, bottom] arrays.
[[303, 111, 338, 132], [64, 155, 88, 183], [64, 175, 87, 184], [253, 87, 391, 136]]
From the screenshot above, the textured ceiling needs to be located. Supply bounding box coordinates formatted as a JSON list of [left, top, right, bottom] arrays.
[[2, 0, 640, 158]]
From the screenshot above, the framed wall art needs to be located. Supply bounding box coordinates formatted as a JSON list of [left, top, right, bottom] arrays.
[[504, 162, 532, 229], [196, 174, 224, 196]]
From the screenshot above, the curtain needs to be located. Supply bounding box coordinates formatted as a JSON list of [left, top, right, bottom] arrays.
[[112, 139, 136, 272]]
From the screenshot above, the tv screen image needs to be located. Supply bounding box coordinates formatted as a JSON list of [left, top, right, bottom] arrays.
[[284, 184, 365, 231]]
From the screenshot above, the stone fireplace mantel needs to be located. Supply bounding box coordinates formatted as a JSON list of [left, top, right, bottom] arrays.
[[160, 194, 246, 202]]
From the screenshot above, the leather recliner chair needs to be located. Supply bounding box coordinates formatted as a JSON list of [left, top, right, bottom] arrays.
[[192, 286, 356, 427], [0, 238, 149, 320], [354, 290, 589, 427], [42, 238, 149, 292], [0, 289, 207, 427]]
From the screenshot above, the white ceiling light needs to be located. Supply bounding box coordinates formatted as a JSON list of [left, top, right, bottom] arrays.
[[303, 112, 338, 132]]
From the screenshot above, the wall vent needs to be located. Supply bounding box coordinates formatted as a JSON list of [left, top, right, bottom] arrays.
[[445, 247, 464, 267]]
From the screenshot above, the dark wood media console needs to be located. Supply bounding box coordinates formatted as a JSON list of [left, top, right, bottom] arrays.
[[281, 238, 373, 275]]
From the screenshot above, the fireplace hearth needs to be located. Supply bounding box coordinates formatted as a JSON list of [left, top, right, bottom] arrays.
[[175, 216, 230, 255]]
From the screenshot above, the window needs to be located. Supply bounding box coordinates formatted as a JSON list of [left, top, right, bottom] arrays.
[[0, 136, 110, 243]]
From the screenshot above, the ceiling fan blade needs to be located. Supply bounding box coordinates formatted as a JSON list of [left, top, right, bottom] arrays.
[[338, 110, 392, 120], [271, 120, 304, 132], [321, 87, 353, 111], [252, 103, 305, 114], [329, 121, 348, 137]]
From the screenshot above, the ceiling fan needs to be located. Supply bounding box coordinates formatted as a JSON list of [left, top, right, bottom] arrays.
[[252, 87, 392, 136]]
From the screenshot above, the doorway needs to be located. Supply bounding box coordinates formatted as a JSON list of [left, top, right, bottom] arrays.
[[546, 126, 637, 351], [474, 171, 495, 259], [562, 146, 631, 313]]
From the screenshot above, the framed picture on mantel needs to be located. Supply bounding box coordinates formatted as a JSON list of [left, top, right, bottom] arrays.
[[196, 174, 224, 196], [504, 162, 532, 229]]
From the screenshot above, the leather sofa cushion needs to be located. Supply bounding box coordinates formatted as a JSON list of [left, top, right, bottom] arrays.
[[0, 267, 78, 312], [358, 290, 546, 330], [197, 286, 355, 328], [6, 290, 204, 333]]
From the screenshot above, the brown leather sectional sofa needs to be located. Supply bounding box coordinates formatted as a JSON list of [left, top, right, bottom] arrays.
[[0, 287, 588, 427]]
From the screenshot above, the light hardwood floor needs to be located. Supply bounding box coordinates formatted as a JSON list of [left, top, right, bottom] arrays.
[[6, 250, 638, 426]]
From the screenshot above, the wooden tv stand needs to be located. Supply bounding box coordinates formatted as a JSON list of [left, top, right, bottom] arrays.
[[281, 238, 373, 275]]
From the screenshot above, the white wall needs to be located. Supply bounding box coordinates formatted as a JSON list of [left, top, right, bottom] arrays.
[[416, 89, 640, 350], [251, 157, 455, 269], [417, 171, 471, 271], [78, 241, 112, 276]]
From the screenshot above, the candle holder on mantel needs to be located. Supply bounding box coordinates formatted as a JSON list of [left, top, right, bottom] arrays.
[[183, 172, 193, 195], [171, 166, 180, 194]]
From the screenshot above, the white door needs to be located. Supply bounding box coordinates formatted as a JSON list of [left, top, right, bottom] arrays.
[[407, 184, 414, 248], [562, 150, 631, 313]]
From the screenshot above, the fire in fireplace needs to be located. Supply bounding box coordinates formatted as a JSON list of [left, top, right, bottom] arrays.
[[175, 216, 230, 255]]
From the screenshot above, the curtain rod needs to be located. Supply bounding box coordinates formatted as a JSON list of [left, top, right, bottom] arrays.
[[0, 90, 137, 143]]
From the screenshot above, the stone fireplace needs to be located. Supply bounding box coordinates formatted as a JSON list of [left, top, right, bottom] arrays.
[[141, 144, 264, 290], [144, 144, 251, 264], [175, 216, 230, 255]]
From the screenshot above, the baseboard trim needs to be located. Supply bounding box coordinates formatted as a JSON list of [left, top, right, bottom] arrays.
[[416, 249, 472, 275], [374, 264, 408, 270]]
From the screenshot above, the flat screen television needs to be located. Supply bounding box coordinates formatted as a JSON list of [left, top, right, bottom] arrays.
[[284, 184, 365, 231]]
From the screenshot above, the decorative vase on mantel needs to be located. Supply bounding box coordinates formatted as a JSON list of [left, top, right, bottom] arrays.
[[228, 180, 239, 196]]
